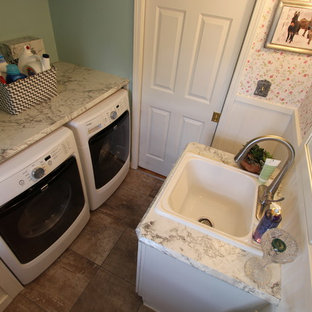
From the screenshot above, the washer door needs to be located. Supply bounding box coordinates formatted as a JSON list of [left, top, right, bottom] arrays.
[[0, 156, 85, 264], [89, 111, 130, 189]]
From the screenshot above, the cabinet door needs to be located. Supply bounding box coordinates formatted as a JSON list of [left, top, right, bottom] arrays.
[[139, 0, 255, 175]]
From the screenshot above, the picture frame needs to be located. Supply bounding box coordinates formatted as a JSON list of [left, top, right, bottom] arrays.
[[265, 0, 312, 55]]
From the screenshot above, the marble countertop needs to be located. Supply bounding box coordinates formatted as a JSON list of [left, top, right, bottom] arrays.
[[136, 142, 281, 307], [0, 62, 129, 164]]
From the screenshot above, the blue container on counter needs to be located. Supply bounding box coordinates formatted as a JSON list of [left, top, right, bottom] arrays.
[[6, 64, 27, 84]]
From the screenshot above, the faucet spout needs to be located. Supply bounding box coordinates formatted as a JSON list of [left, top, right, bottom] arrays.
[[234, 135, 295, 220]]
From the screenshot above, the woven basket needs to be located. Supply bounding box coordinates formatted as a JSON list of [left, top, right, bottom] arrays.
[[0, 66, 57, 115]]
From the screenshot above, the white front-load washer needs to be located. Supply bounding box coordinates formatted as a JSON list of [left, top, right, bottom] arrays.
[[0, 127, 90, 284], [66, 89, 130, 211]]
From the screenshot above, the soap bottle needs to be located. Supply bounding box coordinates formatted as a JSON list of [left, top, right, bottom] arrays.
[[252, 203, 282, 243], [18, 45, 42, 75]]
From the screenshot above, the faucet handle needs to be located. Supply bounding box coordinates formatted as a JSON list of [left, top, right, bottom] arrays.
[[257, 184, 284, 220], [256, 196, 284, 220]]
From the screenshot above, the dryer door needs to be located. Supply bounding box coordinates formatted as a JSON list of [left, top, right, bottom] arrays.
[[89, 111, 130, 189]]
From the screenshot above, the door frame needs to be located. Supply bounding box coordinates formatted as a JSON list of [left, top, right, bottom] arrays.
[[131, 0, 265, 169]]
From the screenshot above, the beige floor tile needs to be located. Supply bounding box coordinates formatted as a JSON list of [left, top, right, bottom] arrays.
[[70, 210, 125, 265], [4, 294, 46, 312], [102, 228, 138, 285], [98, 187, 154, 229], [70, 268, 142, 312], [138, 304, 156, 312], [21, 249, 98, 312], [121, 169, 163, 196], [148, 178, 163, 199]]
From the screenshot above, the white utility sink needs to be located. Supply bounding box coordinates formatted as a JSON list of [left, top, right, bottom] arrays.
[[155, 152, 261, 254]]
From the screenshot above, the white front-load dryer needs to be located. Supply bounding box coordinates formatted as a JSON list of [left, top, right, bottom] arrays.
[[0, 127, 90, 284], [66, 89, 130, 211]]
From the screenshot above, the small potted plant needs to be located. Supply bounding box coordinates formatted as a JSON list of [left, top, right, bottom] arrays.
[[240, 144, 273, 174]]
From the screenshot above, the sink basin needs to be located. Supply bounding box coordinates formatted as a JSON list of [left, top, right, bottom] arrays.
[[155, 152, 261, 254]]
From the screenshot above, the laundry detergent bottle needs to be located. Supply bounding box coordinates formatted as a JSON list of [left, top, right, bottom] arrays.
[[18, 45, 42, 75]]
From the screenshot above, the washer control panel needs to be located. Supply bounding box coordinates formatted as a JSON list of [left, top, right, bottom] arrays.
[[1, 137, 73, 202]]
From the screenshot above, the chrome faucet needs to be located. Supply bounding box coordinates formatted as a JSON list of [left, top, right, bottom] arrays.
[[234, 135, 295, 220]]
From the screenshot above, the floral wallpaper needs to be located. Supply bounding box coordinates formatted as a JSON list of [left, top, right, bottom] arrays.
[[298, 88, 312, 138], [238, 0, 312, 138]]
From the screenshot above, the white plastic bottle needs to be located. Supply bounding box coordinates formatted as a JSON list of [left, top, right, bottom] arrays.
[[41, 54, 51, 71], [18, 45, 42, 75]]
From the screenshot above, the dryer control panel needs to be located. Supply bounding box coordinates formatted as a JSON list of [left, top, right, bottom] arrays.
[[67, 89, 130, 141], [85, 97, 129, 136]]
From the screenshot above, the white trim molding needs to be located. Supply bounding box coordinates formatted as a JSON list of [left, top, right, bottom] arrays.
[[131, 0, 146, 169]]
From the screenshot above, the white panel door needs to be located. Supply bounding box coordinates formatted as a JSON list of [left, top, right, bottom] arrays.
[[139, 0, 255, 176]]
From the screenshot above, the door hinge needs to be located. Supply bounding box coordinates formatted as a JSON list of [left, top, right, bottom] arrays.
[[211, 112, 221, 123]]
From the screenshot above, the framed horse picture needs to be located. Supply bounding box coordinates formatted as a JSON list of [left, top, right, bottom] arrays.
[[265, 0, 312, 54]]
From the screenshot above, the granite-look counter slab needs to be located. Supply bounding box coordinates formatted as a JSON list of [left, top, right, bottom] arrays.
[[136, 142, 281, 308], [0, 62, 129, 164]]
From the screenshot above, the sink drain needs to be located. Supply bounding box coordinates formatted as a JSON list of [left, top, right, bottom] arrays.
[[198, 217, 214, 227]]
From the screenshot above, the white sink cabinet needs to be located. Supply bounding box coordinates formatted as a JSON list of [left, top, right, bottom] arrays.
[[137, 242, 272, 312]]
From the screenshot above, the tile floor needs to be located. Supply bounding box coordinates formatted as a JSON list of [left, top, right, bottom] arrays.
[[5, 169, 163, 312]]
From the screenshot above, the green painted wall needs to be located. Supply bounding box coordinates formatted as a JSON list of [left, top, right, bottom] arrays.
[[0, 0, 58, 62], [0, 0, 133, 83], [48, 0, 133, 84]]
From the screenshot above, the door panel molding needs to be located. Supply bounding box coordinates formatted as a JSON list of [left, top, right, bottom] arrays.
[[186, 15, 231, 104], [177, 117, 204, 155], [152, 7, 185, 93], [146, 107, 171, 160]]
